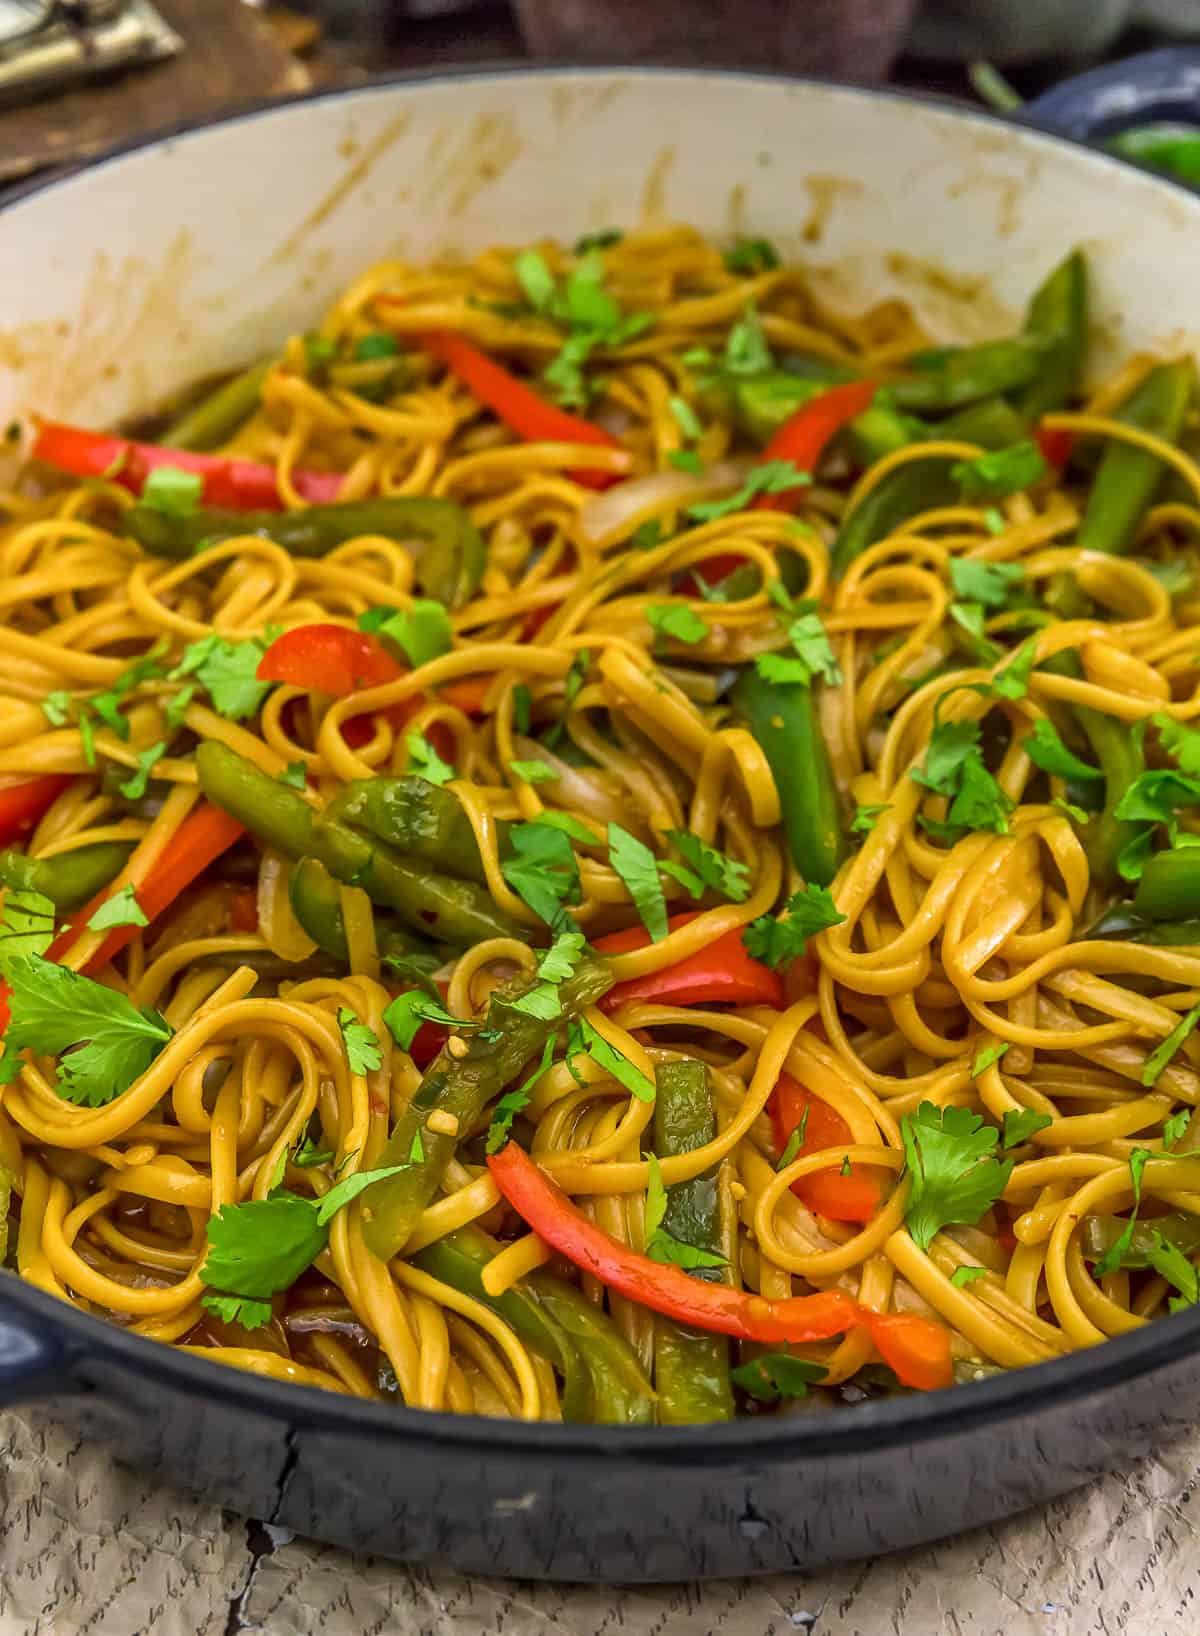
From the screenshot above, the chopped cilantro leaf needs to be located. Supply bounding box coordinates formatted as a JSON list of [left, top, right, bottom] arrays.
[[277, 761, 308, 790], [355, 332, 400, 361], [608, 822, 668, 942], [662, 830, 749, 903], [730, 1353, 826, 1403], [950, 1265, 989, 1289], [742, 884, 845, 969], [118, 742, 166, 801], [668, 449, 703, 474], [509, 759, 556, 784], [850, 803, 890, 836], [776, 1108, 809, 1171], [487, 1037, 556, 1154], [1002, 1108, 1053, 1148], [1143, 1002, 1200, 1087], [513, 684, 532, 734], [900, 1102, 1013, 1250], [951, 440, 1046, 501], [632, 519, 664, 551], [86, 884, 148, 933], [568, 1016, 655, 1102], [382, 990, 464, 1052], [0, 889, 55, 960], [501, 821, 582, 930], [1093, 1149, 1151, 1277], [971, 1041, 1010, 1077], [643, 1152, 728, 1269], [537, 928, 587, 983], [0, 954, 171, 1106], [338, 1007, 382, 1076], [1163, 1108, 1191, 1149], [200, 1293, 273, 1331], [1023, 719, 1103, 781], [669, 395, 702, 442], [378, 600, 453, 669], [686, 460, 808, 523], [41, 691, 71, 728], [406, 730, 455, 787], [544, 649, 589, 749], [172, 632, 274, 721], [723, 303, 773, 376], [949, 558, 1024, 609], [1155, 712, 1200, 777], [646, 604, 708, 646], [724, 237, 780, 275]]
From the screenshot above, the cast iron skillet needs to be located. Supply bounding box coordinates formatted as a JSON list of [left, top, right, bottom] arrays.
[[3, 52, 1200, 1583]]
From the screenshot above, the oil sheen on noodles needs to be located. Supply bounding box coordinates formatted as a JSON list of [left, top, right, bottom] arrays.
[[0, 226, 1198, 1425]]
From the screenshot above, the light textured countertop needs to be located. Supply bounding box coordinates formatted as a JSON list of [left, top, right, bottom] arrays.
[[1, 1406, 1198, 1635]]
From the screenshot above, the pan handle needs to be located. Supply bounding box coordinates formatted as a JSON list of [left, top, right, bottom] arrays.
[[0, 1293, 76, 1404], [1024, 46, 1200, 145]]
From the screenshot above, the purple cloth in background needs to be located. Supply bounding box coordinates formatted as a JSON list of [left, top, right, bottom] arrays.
[[514, 0, 920, 82]]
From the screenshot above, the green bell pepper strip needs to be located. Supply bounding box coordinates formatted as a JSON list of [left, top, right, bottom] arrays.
[[887, 337, 1048, 413], [831, 456, 960, 578], [1132, 848, 1200, 923], [1074, 359, 1196, 557], [413, 1224, 656, 1424], [360, 957, 613, 1259], [1084, 906, 1200, 945], [162, 359, 273, 451], [287, 854, 445, 970], [0, 840, 134, 911], [321, 776, 501, 887], [652, 1060, 734, 1425], [732, 665, 844, 886], [195, 741, 523, 946], [1018, 249, 1088, 420], [939, 395, 1030, 451], [1081, 1210, 1200, 1264], [124, 495, 486, 610]]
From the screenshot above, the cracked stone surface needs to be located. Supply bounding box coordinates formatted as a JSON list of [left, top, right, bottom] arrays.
[[2, 1407, 1200, 1634]]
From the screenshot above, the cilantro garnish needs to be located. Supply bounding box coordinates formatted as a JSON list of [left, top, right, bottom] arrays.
[[1163, 1108, 1191, 1149], [278, 761, 307, 790], [0, 889, 55, 960], [535, 811, 598, 846], [501, 821, 582, 930], [949, 602, 1001, 664], [1143, 1002, 1200, 1087], [742, 883, 845, 969], [948, 558, 1024, 609], [172, 632, 275, 721], [632, 519, 664, 551], [381, 990, 464, 1052], [950, 1265, 988, 1289], [983, 508, 1005, 535], [509, 759, 556, 784], [1113, 770, 1200, 880], [646, 604, 708, 646], [119, 742, 167, 801], [1023, 719, 1102, 782], [754, 612, 840, 689], [41, 690, 71, 728], [971, 1041, 1010, 1077], [1001, 1108, 1053, 1148], [86, 884, 148, 933], [355, 332, 400, 361], [730, 1353, 826, 1402], [1154, 712, 1200, 777], [660, 830, 749, 903], [686, 460, 809, 524], [776, 1107, 809, 1171], [1148, 1231, 1200, 1311], [911, 718, 1011, 839], [899, 1102, 1014, 1250], [850, 804, 890, 836], [514, 248, 652, 408], [724, 237, 780, 275], [669, 394, 702, 442], [406, 730, 455, 786], [722, 304, 773, 376], [951, 440, 1047, 501], [544, 649, 589, 749], [989, 636, 1039, 701], [568, 1016, 655, 1102], [357, 606, 399, 634], [338, 1007, 382, 1076], [486, 1037, 556, 1154], [537, 928, 587, 983], [513, 684, 533, 734], [608, 822, 668, 942], [142, 465, 204, 518], [377, 600, 453, 669], [668, 450, 703, 474], [1093, 1149, 1151, 1277], [200, 1293, 273, 1331], [295, 1135, 334, 1168], [643, 1153, 727, 1269], [0, 954, 171, 1106]]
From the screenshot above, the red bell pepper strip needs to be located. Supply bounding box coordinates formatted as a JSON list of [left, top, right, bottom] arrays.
[[1035, 424, 1074, 468], [0, 775, 70, 847], [409, 328, 622, 491], [257, 624, 408, 696], [866, 1312, 953, 1391], [32, 422, 343, 510], [594, 911, 784, 1013], [489, 1140, 952, 1390], [488, 1140, 860, 1344], [0, 802, 245, 1030], [754, 380, 879, 513], [770, 1073, 884, 1223]]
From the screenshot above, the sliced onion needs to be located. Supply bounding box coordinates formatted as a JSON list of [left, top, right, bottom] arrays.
[[578, 459, 751, 549]]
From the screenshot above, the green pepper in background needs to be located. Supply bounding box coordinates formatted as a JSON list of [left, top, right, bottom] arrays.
[[1017, 249, 1088, 420], [125, 495, 486, 610], [0, 840, 134, 911], [732, 665, 845, 885], [361, 957, 613, 1261], [287, 855, 445, 971], [651, 1060, 734, 1425], [161, 359, 273, 451], [1107, 125, 1200, 188], [195, 741, 523, 946], [831, 456, 960, 578], [887, 336, 1048, 413], [1084, 905, 1200, 944], [1074, 359, 1196, 557], [412, 1223, 655, 1423], [321, 776, 500, 887], [1132, 849, 1200, 923]]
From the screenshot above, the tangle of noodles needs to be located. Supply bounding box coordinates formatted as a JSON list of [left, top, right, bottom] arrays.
[[2, 224, 1200, 1422]]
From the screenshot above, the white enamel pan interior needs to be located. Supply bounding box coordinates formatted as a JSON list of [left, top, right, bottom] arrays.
[[2, 67, 1200, 433]]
